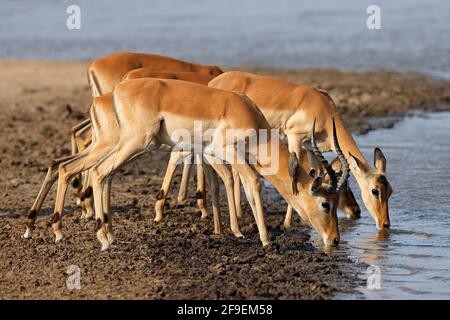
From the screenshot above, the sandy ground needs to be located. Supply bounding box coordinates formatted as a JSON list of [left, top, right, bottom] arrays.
[[1, 60, 449, 300]]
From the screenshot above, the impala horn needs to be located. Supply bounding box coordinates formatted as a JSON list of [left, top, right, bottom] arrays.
[[311, 118, 337, 193], [332, 118, 350, 193]]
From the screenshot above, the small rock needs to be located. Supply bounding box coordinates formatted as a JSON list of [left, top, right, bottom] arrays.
[[210, 263, 226, 275]]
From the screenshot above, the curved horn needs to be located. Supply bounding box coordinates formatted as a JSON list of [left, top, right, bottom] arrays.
[[311, 118, 337, 193], [332, 118, 350, 192]]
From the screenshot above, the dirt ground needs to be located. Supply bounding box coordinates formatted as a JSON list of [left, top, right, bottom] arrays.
[[0, 60, 449, 299]]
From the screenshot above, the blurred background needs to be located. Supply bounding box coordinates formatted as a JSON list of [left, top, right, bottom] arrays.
[[1, 0, 449, 77]]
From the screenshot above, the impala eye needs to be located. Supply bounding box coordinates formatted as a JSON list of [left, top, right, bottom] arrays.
[[372, 189, 379, 197], [321, 202, 330, 211]]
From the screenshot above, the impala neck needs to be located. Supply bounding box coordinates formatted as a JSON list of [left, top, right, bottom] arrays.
[[332, 115, 370, 182]]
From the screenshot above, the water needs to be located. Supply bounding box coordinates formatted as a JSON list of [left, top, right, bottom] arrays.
[[328, 112, 450, 299], [1, 0, 449, 77]]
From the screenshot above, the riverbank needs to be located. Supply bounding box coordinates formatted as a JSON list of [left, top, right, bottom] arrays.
[[1, 60, 449, 299]]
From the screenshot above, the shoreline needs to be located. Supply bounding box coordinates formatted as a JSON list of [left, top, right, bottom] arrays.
[[1, 60, 449, 299]]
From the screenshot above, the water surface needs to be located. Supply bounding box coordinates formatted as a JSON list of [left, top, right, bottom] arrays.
[[1, 0, 449, 76], [328, 112, 450, 299]]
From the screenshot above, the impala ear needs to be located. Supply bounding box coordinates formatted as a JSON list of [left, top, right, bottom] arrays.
[[288, 152, 300, 195], [311, 177, 323, 194], [349, 152, 368, 176], [374, 147, 386, 173]]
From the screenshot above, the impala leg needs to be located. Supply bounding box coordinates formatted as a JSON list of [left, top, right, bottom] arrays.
[[90, 170, 116, 250], [90, 166, 109, 251], [103, 176, 114, 244], [91, 136, 159, 250], [204, 156, 243, 238], [237, 168, 260, 227], [51, 143, 113, 242], [235, 164, 270, 246], [80, 170, 95, 220], [154, 151, 186, 222], [232, 166, 243, 218], [202, 163, 222, 234], [71, 122, 93, 206], [70, 119, 90, 155], [195, 158, 208, 219], [177, 160, 192, 205], [24, 154, 76, 238], [283, 205, 294, 228]]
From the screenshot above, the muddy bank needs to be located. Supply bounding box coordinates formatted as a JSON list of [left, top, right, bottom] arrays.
[[1, 60, 449, 299]]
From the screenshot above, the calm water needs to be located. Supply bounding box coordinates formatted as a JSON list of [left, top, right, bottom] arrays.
[[324, 112, 450, 299], [1, 0, 449, 76]]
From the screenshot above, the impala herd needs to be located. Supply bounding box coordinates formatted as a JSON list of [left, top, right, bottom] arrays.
[[23, 51, 393, 251]]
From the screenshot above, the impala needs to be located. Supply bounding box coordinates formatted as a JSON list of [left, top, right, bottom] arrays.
[[26, 53, 222, 228], [73, 51, 223, 207], [26, 78, 348, 250], [209, 71, 392, 230]]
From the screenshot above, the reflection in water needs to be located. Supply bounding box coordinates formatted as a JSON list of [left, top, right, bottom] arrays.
[[372, 230, 391, 243], [329, 112, 450, 299]]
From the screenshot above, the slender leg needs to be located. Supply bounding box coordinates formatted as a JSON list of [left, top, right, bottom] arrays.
[[234, 164, 270, 246], [90, 166, 109, 251], [232, 166, 243, 218], [71, 122, 93, 205], [204, 155, 243, 238], [90, 136, 159, 250], [23, 154, 76, 238], [195, 158, 208, 219], [103, 176, 114, 243], [202, 163, 222, 234], [238, 169, 260, 227], [80, 170, 95, 219], [283, 205, 294, 228], [177, 161, 192, 205], [50, 142, 114, 242], [154, 151, 188, 221], [70, 119, 90, 155]]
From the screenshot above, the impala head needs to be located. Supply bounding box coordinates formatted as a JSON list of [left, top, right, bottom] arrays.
[[330, 157, 361, 219], [302, 169, 340, 247], [288, 119, 351, 247], [349, 148, 393, 230]]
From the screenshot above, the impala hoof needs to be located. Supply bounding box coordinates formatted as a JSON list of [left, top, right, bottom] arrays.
[[54, 231, 64, 243], [23, 227, 32, 239], [233, 232, 244, 238], [283, 222, 292, 229]]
